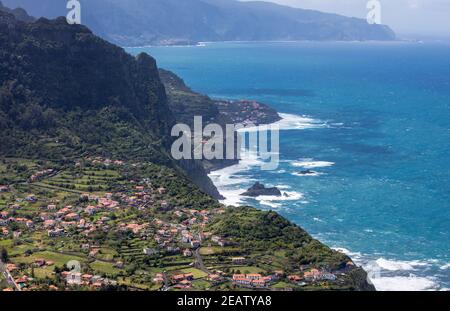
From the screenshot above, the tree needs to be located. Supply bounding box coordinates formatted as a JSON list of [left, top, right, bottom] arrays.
[[1, 248, 8, 263]]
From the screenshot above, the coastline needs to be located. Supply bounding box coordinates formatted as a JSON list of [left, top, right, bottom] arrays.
[[206, 111, 378, 289], [124, 39, 410, 49], [150, 47, 449, 292], [206, 112, 447, 292], [207, 112, 329, 206]]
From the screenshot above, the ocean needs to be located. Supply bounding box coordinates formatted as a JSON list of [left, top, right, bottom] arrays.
[[126, 41, 450, 291]]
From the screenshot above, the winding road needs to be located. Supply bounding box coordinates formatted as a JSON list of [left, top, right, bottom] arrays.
[[194, 248, 210, 274], [0, 260, 20, 291]]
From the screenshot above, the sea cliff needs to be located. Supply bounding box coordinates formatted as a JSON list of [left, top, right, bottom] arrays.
[[0, 8, 375, 291]]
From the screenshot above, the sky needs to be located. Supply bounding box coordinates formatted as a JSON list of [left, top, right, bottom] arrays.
[[251, 0, 450, 37]]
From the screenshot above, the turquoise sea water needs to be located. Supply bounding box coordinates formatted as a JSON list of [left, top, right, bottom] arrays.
[[127, 42, 450, 291]]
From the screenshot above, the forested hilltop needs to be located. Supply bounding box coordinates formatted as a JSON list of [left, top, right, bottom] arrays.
[[0, 6, 221, 199], [0, 9, 374, 291], [2, 0, 395, 46]]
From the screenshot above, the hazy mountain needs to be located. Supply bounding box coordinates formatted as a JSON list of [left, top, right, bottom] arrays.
[[2, 0, 395, 46], [0, 0, 34, 22]]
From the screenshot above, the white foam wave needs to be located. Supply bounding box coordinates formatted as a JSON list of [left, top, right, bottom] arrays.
[[251, 190, 304, 209], [276, 113, 329, 130], [238, 113, 327, 133], [440, 263, 450, 270], [215, 188, 247, 206], [276, 185, 291, 189], [370, 275, 440, 291], [259, 200, 282, 208], [271, 169, 286, 174], [375, 258, 431, 271], [292, 171, 322, 177], [254, 191, 304, 202], [208, 150, 261, 188], [208, 153, 261, 206], [291, 159, 335, 169], [333, 247, 442, 291], [209, 113, 324, 207]]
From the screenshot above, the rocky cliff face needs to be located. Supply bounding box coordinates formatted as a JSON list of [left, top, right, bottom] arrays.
[[0, 13, 173, 137], [0, 10, 221, 198], [159, 69, 230, 128], [160, 69, 282, 172], [160, 69, 281, 128], [0, 9, 376, 291], [241, 182, 282, 197], [347, 267, 377, 291]]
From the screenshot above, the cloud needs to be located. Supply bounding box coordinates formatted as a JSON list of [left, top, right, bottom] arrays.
[[408, 1, 419, 10]]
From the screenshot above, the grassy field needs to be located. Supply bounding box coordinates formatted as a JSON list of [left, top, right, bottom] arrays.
[[30, 267, 54, 279], [192, 279, 211, 290], [199, 246, 242, 256], [0, 193, 12, 209], [178, 267, 208, 279], [117, 276, 152, 290], [39, 168, 123, 192], [272, 281, 294, 289], [90, 261, 122, 276], [199, 247, 220, 255], [2, 242, 35, 257], [0, 273, 9, 289], [0, 239, 13, 248], [95, 248, 118, 261], [228, 266, 265, 274]]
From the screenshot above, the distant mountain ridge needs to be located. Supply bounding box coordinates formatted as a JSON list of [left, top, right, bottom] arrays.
[[0, 1, 33, 22], [2, 0, 395, 46]]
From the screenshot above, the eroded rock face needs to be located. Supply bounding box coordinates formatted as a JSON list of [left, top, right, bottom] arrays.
[[241, 182, 282, 197], [0, 14, 171, 131], [0, 8, 378, 292], [159, 69, 281, 174], [0, 10, 223, 199]]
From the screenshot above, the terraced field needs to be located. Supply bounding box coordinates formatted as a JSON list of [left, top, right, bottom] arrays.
[[120, 240, 147, 262], [178, 267, 208, 279], [90, 261, 123, 276], [39, 168, 123, 192], [13, 251, 87, 266]]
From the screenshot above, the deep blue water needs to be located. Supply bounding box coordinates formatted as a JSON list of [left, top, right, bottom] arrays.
[[127, 42, 450, 290]]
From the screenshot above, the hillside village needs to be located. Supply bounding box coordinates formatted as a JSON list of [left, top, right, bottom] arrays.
[[0, 4, 376, 293], [0, 156, 364, 291]]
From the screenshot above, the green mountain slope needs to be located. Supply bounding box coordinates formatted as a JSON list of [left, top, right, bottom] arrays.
[[0, 10, 375, 291], [0, 9, 221, 198]]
